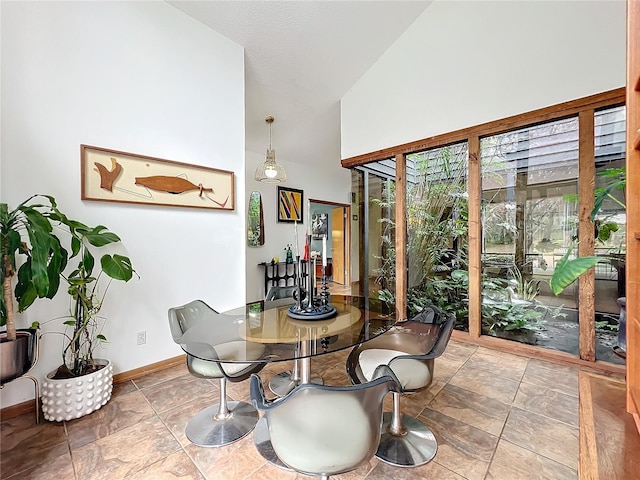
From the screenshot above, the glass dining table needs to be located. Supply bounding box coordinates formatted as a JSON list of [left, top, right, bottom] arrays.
[[177, 294, 397, 468]]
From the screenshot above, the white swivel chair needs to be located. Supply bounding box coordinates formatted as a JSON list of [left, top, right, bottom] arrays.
[[250, 366, 400, 479], [168, 299, 266, 447], [346, 305, 455, 467]]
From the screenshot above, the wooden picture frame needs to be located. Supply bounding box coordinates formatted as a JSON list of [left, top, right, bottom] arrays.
[[277, 186, 304, 223], [81, 144, 235, 211]]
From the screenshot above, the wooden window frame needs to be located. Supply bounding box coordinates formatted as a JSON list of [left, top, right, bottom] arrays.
[[343, 88, 626, 375]]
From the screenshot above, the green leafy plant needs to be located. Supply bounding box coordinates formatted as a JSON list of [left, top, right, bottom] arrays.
[[56, 223, 135, 378], [549, 167, 626, 295], [1, 194, 135, 377], [1, 195, 69, 341]]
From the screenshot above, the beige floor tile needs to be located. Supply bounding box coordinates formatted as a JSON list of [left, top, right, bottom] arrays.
[[514, 381, 579, 427], [465, 348, 529, 381], [111, 379, 138, 398], [367, 460, 465, 479], [72, 416, 181, 479], [428, 383, 511, 436], [4, 450, 75, 480], [448, 363, 520, 404], [127, 449, 206, 479], [442, 340, 478, 362], [419, 407, 499, 480], [486, 439, 577, 480], [66, 390, 155, 449], [132, 363, 189, 389], [502, 407, 578, 470], [186, 433, 266, 480], [156, 389, 225, 446], [521, 359, 579, 397], [140, 375, 216, 413], [0, 414, 69, 478], [0, 338, 586, 480], [243, 462, 298, 479]]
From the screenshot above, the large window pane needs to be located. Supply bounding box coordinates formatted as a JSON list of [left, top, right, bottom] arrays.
[[594, 105, 626, 365], [351, 161, 396, 299], [406, 143, 469, 329], [481, 117, 579, 352]]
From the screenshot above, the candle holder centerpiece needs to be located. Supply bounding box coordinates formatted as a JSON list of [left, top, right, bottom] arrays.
[[287, 233, 337, 320]]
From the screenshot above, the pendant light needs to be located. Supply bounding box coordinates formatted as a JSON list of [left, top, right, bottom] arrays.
[[255, 115, 286, 183]]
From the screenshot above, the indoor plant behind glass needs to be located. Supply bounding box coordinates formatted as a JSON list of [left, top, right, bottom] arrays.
[[41, 221, 135, 421]]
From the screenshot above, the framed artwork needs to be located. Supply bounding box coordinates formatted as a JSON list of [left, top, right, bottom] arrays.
[[81, 144, 235, 211], [311, 211, 328, 238], [277, 186, 303, 223]]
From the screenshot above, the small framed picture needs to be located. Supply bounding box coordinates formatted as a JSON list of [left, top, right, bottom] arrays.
[[277, 186, 304, 223], [312, 211, 328, 239]]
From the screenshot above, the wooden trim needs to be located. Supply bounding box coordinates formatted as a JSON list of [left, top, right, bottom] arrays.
[[0, 355, 187, 421], [395, 154, 407, 321], [579, 371, 599, 480], [341, 88, 625, 168], [113, 355, 185, 383], [451, 330, 626, 375], [627, 0, 640, 419], [308, 199, 350, 208], [0, 399, 36, 421], [578, 110, 596, 362], [467, 138, 481, 338]]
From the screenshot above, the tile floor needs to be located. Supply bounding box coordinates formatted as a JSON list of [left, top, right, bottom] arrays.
[[0, 340, 581, 480]]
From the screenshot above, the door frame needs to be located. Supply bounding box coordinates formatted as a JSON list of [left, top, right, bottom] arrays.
[[309, 199, 351, 286]]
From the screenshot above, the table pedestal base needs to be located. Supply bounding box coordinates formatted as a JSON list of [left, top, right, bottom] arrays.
[[375, 413, 438, 467], [186, 401, 258, 447], [268, 370, 323, 397]]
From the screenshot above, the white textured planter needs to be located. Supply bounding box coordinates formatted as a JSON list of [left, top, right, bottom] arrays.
[[41, 359, 113, 422]]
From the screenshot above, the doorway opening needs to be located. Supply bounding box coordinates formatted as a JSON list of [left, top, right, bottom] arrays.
[[309, 199, 351, 294]]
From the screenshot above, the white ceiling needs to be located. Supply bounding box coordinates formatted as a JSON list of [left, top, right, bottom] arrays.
[[168, 1, 430, 167]]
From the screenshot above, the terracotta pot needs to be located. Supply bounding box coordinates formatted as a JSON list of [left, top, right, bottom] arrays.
[[41, 359, 113, 422]]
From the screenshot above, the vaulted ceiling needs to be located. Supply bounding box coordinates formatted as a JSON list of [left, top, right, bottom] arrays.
[[168, 1, 430, 167]]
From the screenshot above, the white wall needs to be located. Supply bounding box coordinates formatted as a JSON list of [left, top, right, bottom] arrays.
[[341, 0, 627, 159], [245, 150, 351, 302], [1, 1, 245, 408]]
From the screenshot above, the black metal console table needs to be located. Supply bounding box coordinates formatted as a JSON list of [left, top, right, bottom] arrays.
[[258, 261, 308, 297]]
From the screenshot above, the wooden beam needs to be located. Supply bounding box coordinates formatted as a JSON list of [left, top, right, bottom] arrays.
[[467, 138, 482, 337], [578, 109, 596, 362], [395, 153, 407, 321]]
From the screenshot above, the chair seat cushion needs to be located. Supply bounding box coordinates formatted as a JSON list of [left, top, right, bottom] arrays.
[[267, 389, 373, 475], [189, 341, 265, 378], [359, 349, 431, 391]]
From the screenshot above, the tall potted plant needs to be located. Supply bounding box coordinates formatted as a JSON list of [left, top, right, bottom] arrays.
[[41, 221, 135, 421], [1, 195, 70, 384]]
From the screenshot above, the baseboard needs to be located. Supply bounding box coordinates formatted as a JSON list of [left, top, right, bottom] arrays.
[[112, 354, 185, 383], [451, 329, 626, 376], [0, 354, 186, 421]]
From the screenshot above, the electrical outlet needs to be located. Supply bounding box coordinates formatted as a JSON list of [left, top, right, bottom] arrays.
[[137, 331, 146, 345]]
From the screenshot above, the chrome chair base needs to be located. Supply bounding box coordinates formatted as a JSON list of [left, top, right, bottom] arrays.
[[268, 371, 323, 397], [185, 401, 258, 447], [375, 413, 438, 467], [253, 416, 294, 471]]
